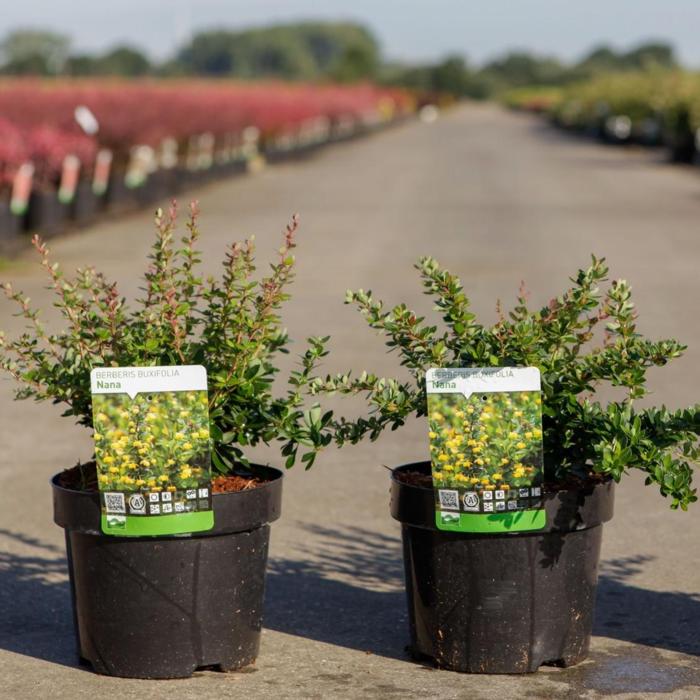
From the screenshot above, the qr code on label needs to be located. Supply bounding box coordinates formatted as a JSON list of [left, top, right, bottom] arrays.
[[438, 489, 460, 511], [104, 492, 126, 514]]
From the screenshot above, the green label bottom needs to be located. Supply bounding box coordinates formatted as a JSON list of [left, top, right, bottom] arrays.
[[436, 508, 546, 533], [101, 511, 214, 537]]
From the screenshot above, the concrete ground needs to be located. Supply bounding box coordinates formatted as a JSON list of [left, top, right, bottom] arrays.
[[1, 104, 699, 699]]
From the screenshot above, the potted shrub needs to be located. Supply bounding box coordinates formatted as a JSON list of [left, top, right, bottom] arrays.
[[0, 118, 29, 251], [71, 149, 103, 228], [312, 255, 699, 674], [0, 203, 335, 679], [0, 194, 21, 251], [659, 74, 700, 164], [25, 126, 97, 237]]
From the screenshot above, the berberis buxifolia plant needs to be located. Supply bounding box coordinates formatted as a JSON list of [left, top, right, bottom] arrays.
[[310, 255, 699, 674], [0, 202, 335, 679]]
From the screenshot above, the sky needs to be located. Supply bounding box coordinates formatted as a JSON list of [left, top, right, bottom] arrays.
[[2, 0, 700, 67]]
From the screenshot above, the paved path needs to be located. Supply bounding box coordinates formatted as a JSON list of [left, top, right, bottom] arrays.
[[1, 104, 699, 699]]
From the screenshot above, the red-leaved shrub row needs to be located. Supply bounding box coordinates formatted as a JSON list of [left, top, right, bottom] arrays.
[[0, 79, 413, 189]]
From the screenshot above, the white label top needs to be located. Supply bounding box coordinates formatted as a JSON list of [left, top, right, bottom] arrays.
[[426, 367, 541, 398], [90, 365, 207, 399]]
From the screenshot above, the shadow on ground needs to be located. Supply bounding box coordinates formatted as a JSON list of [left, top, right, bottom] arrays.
[[265, 526, 700, 660], [0, 528, 76, 667], [595, 554, 700, 656], [264, 525, 407, 660], [1, 526, 698, 673]]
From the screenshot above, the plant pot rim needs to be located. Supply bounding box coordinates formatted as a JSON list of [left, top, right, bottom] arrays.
[[391, 460, 613, 494], [50, 460, 283, 495], [390, 460, 614, 534], [52, 461, 283, 538]]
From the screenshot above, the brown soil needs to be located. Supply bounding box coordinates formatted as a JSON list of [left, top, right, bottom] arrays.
[[58, 461, 269, 494], [212, 474, 265, 493], [396, 470, 434, 489], [394, 466, 608, 493]]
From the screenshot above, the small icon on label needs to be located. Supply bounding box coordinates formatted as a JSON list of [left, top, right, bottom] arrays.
[[128, 493, 146, 514], [495, 501, 506, 511], [438, 489, 460, 510], [174, 502, 185, 513], [519, 488, 529, 497], [104, 492, 126, 513], [162, 503, 173, 513], [149, 503, 161, 515], [518, 499, 530, 509], [531, 486, 541, 497], [198, 500, 209, 511], [198, 488, 209, 499], [106, 515, 126, 529], [149, 492, 160, 503], [161, 492, 172, 502], [507, 500, 518, 510], [482, 490, 493, 500], [186, 489, 197, 499], [440, 512, 460, 525], [495, 490, 505, 500], [483, 502, 494, 512], [463, 492, 480, 511]]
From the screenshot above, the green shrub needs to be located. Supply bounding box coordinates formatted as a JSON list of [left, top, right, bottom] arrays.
[[501, 86, 563, 113], [311, 256, 699, 509], [0, 203, 334, 474], [548, 68, 700, 139]]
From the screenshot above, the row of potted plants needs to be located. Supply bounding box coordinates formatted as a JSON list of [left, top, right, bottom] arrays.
[[1, 207, 697, 678], [503, 70, 700, 161], [0, 80, 414, 252]]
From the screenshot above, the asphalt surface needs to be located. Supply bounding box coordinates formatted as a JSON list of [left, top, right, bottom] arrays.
[[1, 104, 699, 699]]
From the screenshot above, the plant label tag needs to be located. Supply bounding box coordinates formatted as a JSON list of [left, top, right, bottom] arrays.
[[90, 365, 214, 537], [426, 367, 546, 533], [10, 162, 34, 215], [92, 149, 112, 195], [58, 154, 81, 204]]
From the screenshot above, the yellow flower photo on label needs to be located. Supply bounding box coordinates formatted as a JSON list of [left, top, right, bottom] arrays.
[[426, 378, 544, 522], [92, 386, 213, 503]]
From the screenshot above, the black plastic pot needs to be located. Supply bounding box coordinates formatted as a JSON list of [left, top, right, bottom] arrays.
[[391, 462, 614, 674], [663, 117, 697, 164], [0, 200, 23, 254], [105, 174, 138, 213], [52, 465, 283, 679], [26, 190, 69, 237], [149, 168, 181, 201], [175, 168, 209, 190], [132, 178, 159, 208], [212, 159, 247, 179], [634, 116, 662, 147], [71, 181, 101, 227]]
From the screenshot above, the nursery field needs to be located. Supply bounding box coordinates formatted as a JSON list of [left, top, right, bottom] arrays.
[[1, 104, 700, 698], [0, 79, 412, 248]]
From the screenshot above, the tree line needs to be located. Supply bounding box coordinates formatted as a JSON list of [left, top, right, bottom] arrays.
[[0, 23, 679, 97]]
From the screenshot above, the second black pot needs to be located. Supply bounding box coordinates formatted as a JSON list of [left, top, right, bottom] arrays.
[[26, 190, 69, 237], [391, 462, 614, 674], [0, 200, 23, 254], [71, 182, 101, 227], [53, 465, 282, 679]]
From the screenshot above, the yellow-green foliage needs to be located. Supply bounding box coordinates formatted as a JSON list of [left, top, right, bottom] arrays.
[[655, 72, 700, 131], [501, 86, 563, 113], [550, 69, 700, 132]]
